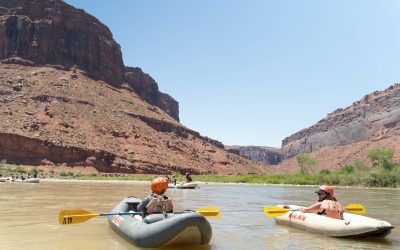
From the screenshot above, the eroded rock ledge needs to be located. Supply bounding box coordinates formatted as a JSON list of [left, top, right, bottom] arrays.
[[0, 0, 180, 121], [125, 112, 224, 149], [282, 84, 400, 158]]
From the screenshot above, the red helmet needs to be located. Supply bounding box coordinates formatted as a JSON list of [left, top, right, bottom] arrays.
[[316, 185, 334, 197], [151, 177, 168, 194]]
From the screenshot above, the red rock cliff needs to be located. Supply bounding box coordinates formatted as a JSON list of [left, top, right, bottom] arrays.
[[0, 63, 270, 175], [125, 67, 179, 121], [0, 0, 180, 120], [282, 84, 400, 159], [0, 0, 124, 85], [0, 0, 270, 175]]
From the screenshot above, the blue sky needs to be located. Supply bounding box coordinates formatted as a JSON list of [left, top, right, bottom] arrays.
[[65, 0, 400, 147]]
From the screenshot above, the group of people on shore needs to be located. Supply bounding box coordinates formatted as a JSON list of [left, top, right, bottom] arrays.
[[0, 173, 37, 181]]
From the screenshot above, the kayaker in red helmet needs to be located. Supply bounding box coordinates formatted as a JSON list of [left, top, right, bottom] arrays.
[[300, 185, 344, 220], [136, 177, 174, 217]]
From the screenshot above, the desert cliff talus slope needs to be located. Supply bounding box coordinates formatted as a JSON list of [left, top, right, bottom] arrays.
[[225, 146, 282, 165], [277, 135, 400, 172], [0, 63, 270, 175], [277, 84, 400, 171], [0, 0, 178, 120], [0, 0, 271, 174], [282, 84, 400, 158], [229, 84, 400, 172]]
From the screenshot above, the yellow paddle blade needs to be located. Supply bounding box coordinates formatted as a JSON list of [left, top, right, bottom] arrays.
[[59, 209, 99, 225], [195, 206, 221, 218], [345, 204, 366, 214], [263, 206, 290, 217]]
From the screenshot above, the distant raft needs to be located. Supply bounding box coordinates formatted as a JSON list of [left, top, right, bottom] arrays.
[[108, 196, 212, 248], [14, 178, 40, 183], [168, 182, 199, 189], [274, 205, 393, 237], [0, 177, 12, 182]]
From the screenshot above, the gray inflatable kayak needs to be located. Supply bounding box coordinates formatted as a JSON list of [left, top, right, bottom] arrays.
[[108, 196, 212, 248]]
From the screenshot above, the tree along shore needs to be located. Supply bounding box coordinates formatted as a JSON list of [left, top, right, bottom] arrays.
[[1, 148, 398, 188]]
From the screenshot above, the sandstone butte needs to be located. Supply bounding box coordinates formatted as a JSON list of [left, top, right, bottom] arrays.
[[0, 0, 272, 175], [230, 83, 400, 172], [1, 0, 399, 176]]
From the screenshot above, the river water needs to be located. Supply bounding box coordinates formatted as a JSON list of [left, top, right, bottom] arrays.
[[0, 180, 398, 250]]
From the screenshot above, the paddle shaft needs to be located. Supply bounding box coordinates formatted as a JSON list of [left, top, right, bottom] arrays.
[[99, 212, 143, 216], [59, 206, 220, 224], [100, 210, 213, 216], [264, 204, 365, 217]]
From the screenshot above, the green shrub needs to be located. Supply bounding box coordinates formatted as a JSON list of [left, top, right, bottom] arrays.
[[338, 164, 354, 174], [319, 169, 331, 174], [59, 171, 74, 177], [368, 148, 394, 171], [354, 160, 368, 171], [15, 166, 26, 174], [296, 154, 317, 174]]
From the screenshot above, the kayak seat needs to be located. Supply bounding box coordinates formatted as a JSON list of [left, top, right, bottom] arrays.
[[143, 214, 166, 224], [124, 196, 141, 211], [128, 203, 140, 212]]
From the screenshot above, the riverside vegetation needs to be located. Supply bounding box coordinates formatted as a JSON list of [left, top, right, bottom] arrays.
[[0, 148, 398, 188]]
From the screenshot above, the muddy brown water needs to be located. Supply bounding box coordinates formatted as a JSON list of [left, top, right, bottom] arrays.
[[0, 180, 398, 250]]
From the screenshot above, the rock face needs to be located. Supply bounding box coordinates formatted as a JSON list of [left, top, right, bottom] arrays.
[[0, 63, 271, 175], [0, 0, 180, 121], [125, 67, 179, 121], [277, 135, 400, 172], [0, 0, 271, 174], [230, 84, 400, 171], [282, 84, 400, 159], [226, 146, 282, 165], [0, 0, 124, 86], [0, 132, 119, 172]]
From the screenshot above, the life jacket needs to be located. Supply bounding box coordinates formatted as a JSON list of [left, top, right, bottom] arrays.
[[146, 194, 173, 214], [320, 200, 344, 220]]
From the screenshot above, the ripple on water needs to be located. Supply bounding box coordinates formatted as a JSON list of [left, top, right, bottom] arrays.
[[0, 181, 398, 250]]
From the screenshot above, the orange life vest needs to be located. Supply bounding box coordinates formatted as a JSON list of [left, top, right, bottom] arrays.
[[320, 200, 344, 220]]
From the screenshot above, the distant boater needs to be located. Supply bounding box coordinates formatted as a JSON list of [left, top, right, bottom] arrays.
[[185, 173, 193, 182], [171, 175, 177, 185]]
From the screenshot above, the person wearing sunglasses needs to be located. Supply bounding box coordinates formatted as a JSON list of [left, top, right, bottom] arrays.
[[299, 185, 344, 220]]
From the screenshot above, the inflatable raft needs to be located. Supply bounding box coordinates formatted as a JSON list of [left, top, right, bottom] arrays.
[[168, 182, 199, 189], [0, 177, 12, 182], [14, 178, 40, 183], [274, 205, 394, 237], [108, 196, 212, 248]]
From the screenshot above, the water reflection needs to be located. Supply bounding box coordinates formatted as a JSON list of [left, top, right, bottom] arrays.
[[0, 181, 398, 249]]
